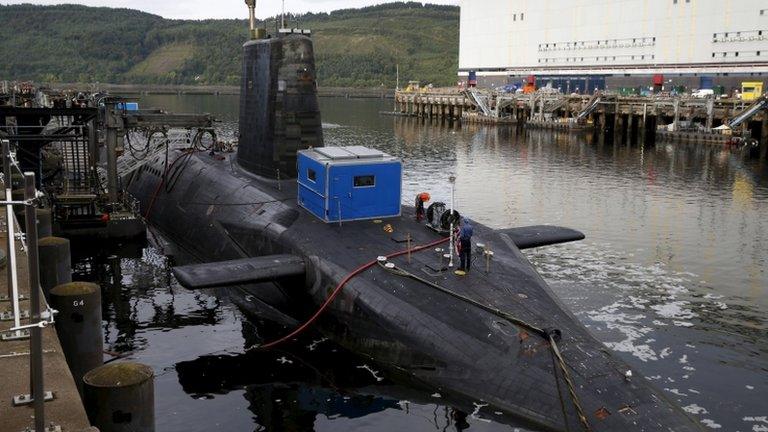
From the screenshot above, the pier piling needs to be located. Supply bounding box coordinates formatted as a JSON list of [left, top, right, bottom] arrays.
[[16, 208, 53, 238], [50, 282, 104, 396], [36, 208, 53, 238], [761, 117, 768, 159], [83, 362, 155, 432], [38, 236, 72, 299]]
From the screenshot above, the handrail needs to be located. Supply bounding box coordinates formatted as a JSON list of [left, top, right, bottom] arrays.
[[1, 139, 54, 432]]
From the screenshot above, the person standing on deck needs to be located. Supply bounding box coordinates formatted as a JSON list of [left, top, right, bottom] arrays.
[[415, 192, 430, 221], [455, 218, 473, 276]]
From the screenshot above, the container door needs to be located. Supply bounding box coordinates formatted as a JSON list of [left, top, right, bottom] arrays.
[[330, 174, 352, 222]]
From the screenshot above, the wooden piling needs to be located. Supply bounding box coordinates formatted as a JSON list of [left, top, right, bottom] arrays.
[[761, 116, 768, 159]]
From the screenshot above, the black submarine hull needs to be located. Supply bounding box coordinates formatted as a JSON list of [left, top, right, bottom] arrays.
[[125, 150, 702, 431], [122, 33, 702, 431]]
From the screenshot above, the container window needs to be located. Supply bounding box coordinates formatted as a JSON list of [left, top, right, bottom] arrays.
[[307, 168, 317, 182], [354, 175, 375, 188]]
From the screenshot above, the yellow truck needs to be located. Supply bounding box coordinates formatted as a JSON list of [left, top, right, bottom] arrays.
[[740, 82, 764, 101]]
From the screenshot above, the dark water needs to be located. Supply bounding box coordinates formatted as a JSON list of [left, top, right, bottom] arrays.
[[78, 94, 767, 431]]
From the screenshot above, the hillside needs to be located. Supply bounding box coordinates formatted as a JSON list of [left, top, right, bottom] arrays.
[[0, 2, 459, 87]]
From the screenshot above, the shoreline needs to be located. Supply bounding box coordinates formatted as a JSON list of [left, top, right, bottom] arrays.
[[54, 83, 395, 99]]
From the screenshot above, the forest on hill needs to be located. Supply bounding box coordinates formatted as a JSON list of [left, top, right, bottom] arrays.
[[0, 2, 459, 87]]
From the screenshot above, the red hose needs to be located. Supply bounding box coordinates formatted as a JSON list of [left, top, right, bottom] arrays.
[[259, 236, 450, 349]]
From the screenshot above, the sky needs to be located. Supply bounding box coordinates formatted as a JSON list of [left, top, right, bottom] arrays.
[[1, 0, 459, 20]]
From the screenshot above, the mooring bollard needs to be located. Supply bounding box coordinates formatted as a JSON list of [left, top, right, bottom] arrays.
[[50, 282, 103, 396], [15, 208, 53, 238], [38, 236, 72, 299], [36, 208, 53, 238], [83, 362, 155, 432]]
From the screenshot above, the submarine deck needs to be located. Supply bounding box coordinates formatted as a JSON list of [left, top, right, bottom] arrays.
[[285, 209, 699, 431]]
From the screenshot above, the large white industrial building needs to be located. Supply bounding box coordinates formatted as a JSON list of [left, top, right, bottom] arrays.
[[459, 0, 768, 88]]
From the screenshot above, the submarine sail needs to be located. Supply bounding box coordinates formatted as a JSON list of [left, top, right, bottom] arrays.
[[238, 33, 323, 179]]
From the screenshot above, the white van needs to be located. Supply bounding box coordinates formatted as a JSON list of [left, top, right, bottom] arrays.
[[692, 89, 714, 98]]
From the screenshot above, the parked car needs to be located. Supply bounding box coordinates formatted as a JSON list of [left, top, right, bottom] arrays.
[[691, 89, 714, 98]]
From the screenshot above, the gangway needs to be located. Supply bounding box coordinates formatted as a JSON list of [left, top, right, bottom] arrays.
[[466, 89, 492, 117], [576, 93, 602, 120], [728, 94, 768, 128]]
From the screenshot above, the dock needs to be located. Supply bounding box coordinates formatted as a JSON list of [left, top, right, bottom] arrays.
[[45, 83, 394, 99], [0, 218, 93, 432], [0, 81, 204, 432], [394, 90, 768, 152]]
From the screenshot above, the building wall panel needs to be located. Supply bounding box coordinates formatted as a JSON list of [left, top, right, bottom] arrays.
[[459, 0, 768, 75]]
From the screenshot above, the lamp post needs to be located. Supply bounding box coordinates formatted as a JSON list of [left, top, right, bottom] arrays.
[[448, 175, 456, 268]]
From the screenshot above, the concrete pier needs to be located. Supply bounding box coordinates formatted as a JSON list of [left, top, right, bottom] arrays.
[[0, 228, 94, 431]]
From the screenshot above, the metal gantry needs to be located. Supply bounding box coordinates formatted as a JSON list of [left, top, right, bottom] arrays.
[[1, 86, 216, 238]]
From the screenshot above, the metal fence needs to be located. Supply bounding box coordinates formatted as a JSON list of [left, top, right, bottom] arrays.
[[1, 139, 56, 431]]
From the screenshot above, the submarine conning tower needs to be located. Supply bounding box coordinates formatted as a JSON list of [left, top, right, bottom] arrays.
[[237, 31, 324, 179]]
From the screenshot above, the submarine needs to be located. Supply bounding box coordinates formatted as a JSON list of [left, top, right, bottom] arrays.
[[123, 4, 704, 431]]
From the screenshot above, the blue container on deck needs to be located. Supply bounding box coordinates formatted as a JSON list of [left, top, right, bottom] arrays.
[[117, 102, 139, 111], [298, 146, 402, 223]]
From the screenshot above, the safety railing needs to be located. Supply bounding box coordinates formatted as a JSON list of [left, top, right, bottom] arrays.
[[1, 139, 56, 432]]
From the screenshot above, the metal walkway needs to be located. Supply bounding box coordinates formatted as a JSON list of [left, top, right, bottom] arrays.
[[466, 89, 492, 117], [576, 93, 602, 120], [728, 95, 768, 128]]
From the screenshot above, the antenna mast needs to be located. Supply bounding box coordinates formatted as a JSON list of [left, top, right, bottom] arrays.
[[244, 0, 265, 39]]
